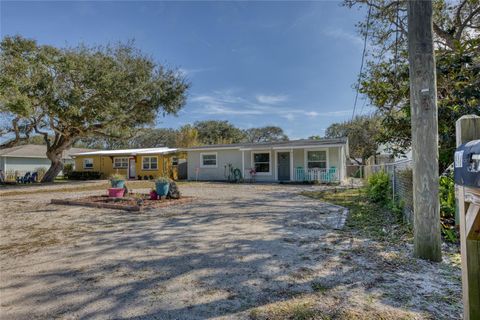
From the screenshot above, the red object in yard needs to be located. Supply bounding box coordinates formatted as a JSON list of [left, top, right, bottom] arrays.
[[108, 188, 125, 198], [149, 190, 158, 200]]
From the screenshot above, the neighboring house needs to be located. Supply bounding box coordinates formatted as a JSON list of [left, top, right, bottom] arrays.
[[0, 144, 93, 175], [183, 138, 349, 183], [72, 148, 183, 180]]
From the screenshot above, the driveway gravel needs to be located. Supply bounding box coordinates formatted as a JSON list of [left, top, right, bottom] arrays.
[[0, 182, 461, 319]]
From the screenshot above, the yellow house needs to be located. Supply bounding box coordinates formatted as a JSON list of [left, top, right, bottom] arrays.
[[72, 147, 184, 180]]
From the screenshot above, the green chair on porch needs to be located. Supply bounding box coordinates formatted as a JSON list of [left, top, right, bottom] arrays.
[[326, 166, 336, 182]]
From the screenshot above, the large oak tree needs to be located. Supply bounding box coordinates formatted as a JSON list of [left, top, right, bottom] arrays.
[[0, 36, 189, 182]]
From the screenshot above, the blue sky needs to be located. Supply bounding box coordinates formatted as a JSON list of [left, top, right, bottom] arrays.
[[1, 1, 371, 139]]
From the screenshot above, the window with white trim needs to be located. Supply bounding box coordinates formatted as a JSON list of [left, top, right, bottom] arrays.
[[83, 158, 94, 169], [142, 156, 158, 170], [172, 157, 179, 166], [253, 152, 270, 174], [200, 153, 217, 168], [307, 151, 327, 169], [113, 157, 128, 169]]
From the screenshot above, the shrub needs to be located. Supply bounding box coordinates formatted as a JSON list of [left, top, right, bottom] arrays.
[[109, 173, 125, 180], [439, 174, 455, 220], [63, 163, 74, 178], [34, 167, 47, 181], [367, 171, 391, 203], [68, 171, 102, 180], [155, 176, 171, 184]]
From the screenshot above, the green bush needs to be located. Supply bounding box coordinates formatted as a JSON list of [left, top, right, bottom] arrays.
[[68, 171, 102, 180], [63, 163, 74, 178], [367, 171, 391, 203], [439, 175, 455, 220]]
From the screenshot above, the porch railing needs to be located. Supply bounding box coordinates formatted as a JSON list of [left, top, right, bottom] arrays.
[[293, 167, 338, 183]]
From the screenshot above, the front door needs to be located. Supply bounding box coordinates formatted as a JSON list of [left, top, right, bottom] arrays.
[[277, 152, 290, 181], [129, 158, 136, 179]]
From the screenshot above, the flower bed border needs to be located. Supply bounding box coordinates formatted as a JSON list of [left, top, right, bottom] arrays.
[[51, 196, 194, 212]]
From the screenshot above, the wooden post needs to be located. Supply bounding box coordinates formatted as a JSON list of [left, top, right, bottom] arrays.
[[455, 115, 480, 320], [407, 0, 442, 261]]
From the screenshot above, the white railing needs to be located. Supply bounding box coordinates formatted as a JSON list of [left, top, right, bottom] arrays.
[[293, 167, 339, 183]]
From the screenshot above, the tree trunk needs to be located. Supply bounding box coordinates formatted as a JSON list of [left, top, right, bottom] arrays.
[[41, 152, 64, 183]]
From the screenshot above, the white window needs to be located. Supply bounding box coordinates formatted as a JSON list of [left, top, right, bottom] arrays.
[[142, 156, 158, 170], [113, 157, 128, 169], [253, 151, 271, 174], [307, 150, 327, 169], [83, 158, 94, 169], [200, 152, 217, 168]]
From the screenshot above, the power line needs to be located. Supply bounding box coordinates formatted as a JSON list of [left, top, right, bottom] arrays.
[[351, 4, 372, 121]]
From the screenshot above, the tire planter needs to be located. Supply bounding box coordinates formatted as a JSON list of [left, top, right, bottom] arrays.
[[108, 188, 125, 198], [111, 179, 125, 188], [155, 181, 170, 197]]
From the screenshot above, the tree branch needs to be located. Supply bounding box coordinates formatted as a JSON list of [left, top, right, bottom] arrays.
[[433, 22, 456, 49]]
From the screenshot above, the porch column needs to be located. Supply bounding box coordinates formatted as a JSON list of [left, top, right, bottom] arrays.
[[290, 149, 293, 181], [338, 147, 342, 182], [241, 150, 245, 179]]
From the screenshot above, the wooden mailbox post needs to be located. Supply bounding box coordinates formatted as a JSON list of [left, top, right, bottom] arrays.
[[455, 115, 480, 320]]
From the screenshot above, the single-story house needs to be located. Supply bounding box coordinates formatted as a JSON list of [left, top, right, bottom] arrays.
[[183, 138, 349, 183], [72, 148, 184, 180], [0, 144, 93, 176]]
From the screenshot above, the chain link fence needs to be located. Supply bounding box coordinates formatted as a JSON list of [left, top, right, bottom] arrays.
[[346, 160, 414, 224]]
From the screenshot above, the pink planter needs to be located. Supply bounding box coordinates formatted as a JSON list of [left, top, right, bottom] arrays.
[[108, 188, 125, 198], [149, 191, 158, 200]]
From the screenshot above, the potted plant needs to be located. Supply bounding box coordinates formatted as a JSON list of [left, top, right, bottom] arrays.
[[110, 173, 126, 188], [155, 177, 170, 197], [149, 188, 158, 200], [108, 187, 125, 198]]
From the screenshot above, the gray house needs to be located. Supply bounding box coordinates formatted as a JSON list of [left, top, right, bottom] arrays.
[[183, 138, 349, 183], [0, 144, 93, 176]]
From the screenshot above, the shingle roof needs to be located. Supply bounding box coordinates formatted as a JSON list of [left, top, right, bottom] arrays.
[[72, 147, 178, 156], [0, 144, 97, 160], [181, 137, 348, 151]]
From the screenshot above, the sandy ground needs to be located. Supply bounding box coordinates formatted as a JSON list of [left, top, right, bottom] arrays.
[[0, 183, 461, 320]]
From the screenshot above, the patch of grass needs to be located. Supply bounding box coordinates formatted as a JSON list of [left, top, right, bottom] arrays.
[[249, 295, 422, 320], [311, 281, 333, 293], [249, 298, 327, 320], [301, 188, 412, 243]]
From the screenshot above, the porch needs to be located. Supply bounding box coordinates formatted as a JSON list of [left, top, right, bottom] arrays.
[[240, 146, 344, 183]]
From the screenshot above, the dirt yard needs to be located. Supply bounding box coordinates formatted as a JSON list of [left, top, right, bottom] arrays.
[[0, 182, 461, 319]]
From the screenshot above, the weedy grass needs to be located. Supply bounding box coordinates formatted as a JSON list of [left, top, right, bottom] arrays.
[[301, 188, 412, 243], [248, 294, 423, 320]]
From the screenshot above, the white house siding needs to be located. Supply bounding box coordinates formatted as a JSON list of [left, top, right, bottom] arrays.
[[0, 157, 74, 175], [1, 157, 51, 173], [293, 149, 304, 169], [186, 145, 347, 182], [187, 149, 243, 181]]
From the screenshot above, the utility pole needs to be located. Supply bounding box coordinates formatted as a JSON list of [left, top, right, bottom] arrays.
[[407, 0, 442, 261]]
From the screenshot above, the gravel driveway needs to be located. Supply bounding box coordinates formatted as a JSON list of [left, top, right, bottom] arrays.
[[0, 183, 345, 319], [0, 183, 461, 319]]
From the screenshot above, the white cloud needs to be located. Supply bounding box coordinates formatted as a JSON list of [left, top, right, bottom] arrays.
[[177, 67, 213, 78], [305, 111, 319, 117], [190, 90, 351, 120], [255, 94, 288, 104], [321, 28, 364, 48]]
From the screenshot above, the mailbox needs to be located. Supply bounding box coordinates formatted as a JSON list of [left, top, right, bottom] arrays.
[[454, 139, 480, 187]]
